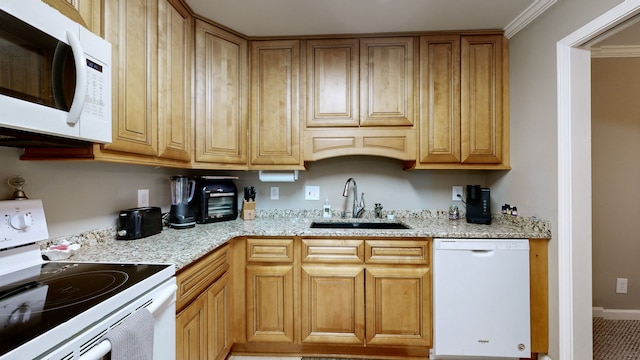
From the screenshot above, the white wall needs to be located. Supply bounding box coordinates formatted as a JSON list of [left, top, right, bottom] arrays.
[[1, 147, 490, 238], [220, 156, 488, 212], [496, 0, 624, 358], [592, 57, 640, 310]]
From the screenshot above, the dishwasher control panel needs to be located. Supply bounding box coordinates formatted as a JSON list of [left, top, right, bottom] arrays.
[[433, 238, 529, 251]]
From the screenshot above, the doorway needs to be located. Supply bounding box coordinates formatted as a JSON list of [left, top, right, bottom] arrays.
[[558, 2, 640, 359]]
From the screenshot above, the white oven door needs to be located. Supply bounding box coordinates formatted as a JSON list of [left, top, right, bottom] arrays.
[[43, 279, 178, 360], [78, 280, 177, 360]]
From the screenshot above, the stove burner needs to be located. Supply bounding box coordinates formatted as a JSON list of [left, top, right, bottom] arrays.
[[42, 270, 129, 311]]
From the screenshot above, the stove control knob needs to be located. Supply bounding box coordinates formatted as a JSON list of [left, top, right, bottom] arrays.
[[10, 212, 33, 230], [8, 304, 32, 327]]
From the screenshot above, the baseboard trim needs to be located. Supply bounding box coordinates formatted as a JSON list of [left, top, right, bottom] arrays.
[[593, 306, 640, 320]]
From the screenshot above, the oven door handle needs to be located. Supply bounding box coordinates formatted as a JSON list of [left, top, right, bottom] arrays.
[[78, 283, 177, 360]]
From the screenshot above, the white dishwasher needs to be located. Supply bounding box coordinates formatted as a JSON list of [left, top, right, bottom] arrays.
[[432, 238, 530, 359]]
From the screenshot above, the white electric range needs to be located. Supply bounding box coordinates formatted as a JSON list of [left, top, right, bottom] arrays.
[[0, 199, 176, 360]]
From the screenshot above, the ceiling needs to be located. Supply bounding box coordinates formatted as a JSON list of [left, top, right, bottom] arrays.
[[183, 0, 556, 38]]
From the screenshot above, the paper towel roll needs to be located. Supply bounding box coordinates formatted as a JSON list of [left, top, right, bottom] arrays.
[[258, 170, 299, 182]]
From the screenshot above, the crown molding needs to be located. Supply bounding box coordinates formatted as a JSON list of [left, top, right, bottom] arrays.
[[504, 0, 557, 38], [591, 45, 640, 58]]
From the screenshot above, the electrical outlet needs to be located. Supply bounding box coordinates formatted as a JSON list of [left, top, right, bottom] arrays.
[[616, 278, 628, 294], [452, 186, 464, 201], [305, 185, 320, 200], [270, 187, 279, 200], [138, 189, 149, 207]]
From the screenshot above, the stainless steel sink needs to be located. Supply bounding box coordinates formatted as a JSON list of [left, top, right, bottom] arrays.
[[310, 221, 410, 229]]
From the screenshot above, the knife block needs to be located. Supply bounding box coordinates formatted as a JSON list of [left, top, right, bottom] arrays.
[[241, 199, 256, 220]]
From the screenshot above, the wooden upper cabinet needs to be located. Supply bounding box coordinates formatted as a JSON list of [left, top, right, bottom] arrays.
[[461, 34, 504, 164], [306, 39, 359, 127], [419, 35, 461, 163], [194, 20, 248, 167], [360, 37, 416, 127], [102, 0, 158, 156], [250, 40, 303, 168], [157, 0, 192, 162], [413, 33, 509, 169], [100, 0, 192, 162], [61, 0, 102, 35]]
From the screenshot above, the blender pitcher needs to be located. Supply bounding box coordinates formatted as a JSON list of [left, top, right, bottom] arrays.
[[169, 175, 196, 228]]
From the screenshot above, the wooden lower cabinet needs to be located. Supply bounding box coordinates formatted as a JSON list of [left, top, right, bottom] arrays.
[[176, 290, 207, 359], [300, 265, 365, 344], [218, 237, 547, 359], [244, 236, 296, 343], [245, 264, 295, 342], [207, 273, 232, 360], [176, 273, 230, 360], [365, 266, 431, 347], [176, 245, 231, 360]]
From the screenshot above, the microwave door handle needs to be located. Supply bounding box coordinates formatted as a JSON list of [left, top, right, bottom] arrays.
[[65, 30, 87, 125]]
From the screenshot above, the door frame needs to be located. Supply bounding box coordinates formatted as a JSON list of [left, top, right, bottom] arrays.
[[557, 1, 640, 358]]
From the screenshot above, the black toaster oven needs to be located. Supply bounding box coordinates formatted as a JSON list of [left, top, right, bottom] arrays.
[[189, 177, 238, 223]]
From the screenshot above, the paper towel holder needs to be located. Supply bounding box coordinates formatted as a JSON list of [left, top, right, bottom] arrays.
[[258, 170, 299, 182]]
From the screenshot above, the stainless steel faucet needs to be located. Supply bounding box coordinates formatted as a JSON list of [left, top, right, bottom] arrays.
[[342, 178, 365, 218]]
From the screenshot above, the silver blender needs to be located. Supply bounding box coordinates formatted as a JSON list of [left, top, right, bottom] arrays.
[[169, 175, 196, 229]]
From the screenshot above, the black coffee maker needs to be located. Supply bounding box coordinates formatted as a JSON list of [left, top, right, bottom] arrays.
[[466, 185, 491, 224]]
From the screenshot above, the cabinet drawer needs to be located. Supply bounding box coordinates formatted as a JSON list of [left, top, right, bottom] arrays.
[[176, 244, 229, 311], [246, 237, 294, 263], [302, 239, 365, 263], [365, 239, 430, 264]]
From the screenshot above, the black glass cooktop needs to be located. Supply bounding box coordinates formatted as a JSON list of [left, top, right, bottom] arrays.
[[0, 262, 171, 357]]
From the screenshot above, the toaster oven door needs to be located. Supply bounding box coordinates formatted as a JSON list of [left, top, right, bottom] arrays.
[[205, 193, 237, 220]]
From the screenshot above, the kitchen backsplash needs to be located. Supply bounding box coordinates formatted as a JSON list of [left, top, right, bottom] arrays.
[[3, 146, 539, 239]]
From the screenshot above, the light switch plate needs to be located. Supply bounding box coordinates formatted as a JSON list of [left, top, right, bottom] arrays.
[[270, 187, 279, 200], [138, 189, 149, 207], [305, 186, 320, 200]]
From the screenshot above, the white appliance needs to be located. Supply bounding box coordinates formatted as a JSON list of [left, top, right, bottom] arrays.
[[432, 238, 531, 359], [0, 199, 176, 360], [0, 0, 112, 143]]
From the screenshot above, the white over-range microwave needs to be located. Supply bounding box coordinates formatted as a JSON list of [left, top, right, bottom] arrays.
[[0, 0, 112, 144]]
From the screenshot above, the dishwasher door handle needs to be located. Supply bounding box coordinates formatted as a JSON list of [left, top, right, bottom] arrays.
[[471, 249, 495, 256]]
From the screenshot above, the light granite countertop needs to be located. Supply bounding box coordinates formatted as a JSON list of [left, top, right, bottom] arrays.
[[41, 210, 550, 271]]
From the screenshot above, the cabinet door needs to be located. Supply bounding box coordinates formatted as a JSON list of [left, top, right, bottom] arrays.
[[207, 273, 231, 360], [360, 37, 416, 127], [102, 0, 158, 156], [250, 40, 302, 167], [67, 0, 103, 35], [194, 20, 248, 166], [300, 265, 365, 344], [461, 35, 504, 164], [306, 39, 359, 127], [365, 266, 431, 347], [419, 35, 461, 163], [176, 291, 208, 360], [246, 264, 295, 342], [157, 0, 191, 161]]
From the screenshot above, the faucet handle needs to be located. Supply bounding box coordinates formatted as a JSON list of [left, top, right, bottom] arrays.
[[359, 192, 365, 208]]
